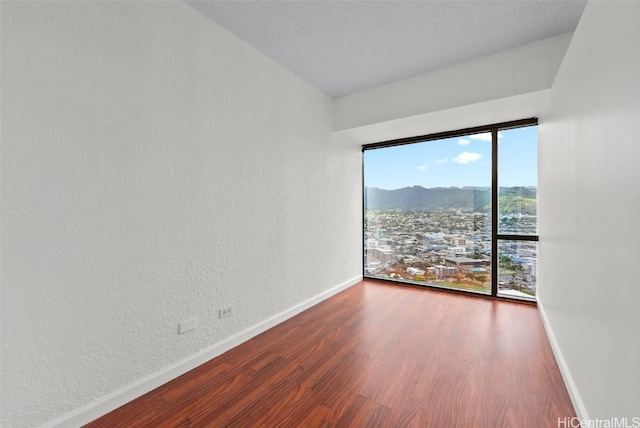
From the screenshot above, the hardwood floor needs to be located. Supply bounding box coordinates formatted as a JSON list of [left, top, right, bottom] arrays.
[[86, 280, 575, 427]]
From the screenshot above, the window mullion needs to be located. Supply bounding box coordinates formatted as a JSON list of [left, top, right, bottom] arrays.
[[491, 128, 499, 297]]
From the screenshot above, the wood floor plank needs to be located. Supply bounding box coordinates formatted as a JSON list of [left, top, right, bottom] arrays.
[[85, 280, 575, 427]]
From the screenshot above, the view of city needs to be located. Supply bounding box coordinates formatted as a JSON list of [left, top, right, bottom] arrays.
[[364, 203, 538, 297], [363, 125, 538, 299]]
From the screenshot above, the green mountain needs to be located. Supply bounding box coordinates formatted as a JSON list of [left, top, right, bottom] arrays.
[[365, 186, 536, 214], [498, 187, 537, 214]]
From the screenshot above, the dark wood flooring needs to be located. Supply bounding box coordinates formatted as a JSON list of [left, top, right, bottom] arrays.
[[86, 280, 575, 427]]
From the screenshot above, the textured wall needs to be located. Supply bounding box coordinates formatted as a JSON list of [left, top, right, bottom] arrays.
[[333, 33, 572, 131], [538, 1, 640, 419], [0, 2, 362, 426]]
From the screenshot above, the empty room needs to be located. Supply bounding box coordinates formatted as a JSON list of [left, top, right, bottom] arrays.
[[2, 1, 638, 427]]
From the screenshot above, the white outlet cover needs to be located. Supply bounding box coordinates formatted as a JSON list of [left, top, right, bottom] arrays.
[[178, 318, 196, 334]]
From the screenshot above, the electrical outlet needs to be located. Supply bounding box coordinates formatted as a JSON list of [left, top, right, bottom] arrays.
[[178, 318, 196, 334], [219, 306, 233, 319]]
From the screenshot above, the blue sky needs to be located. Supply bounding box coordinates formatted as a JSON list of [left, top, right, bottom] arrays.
[[364, 125, 537, 189]]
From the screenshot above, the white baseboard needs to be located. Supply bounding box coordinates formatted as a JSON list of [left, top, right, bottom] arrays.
[[537, 301, 589, 421], [41, 275, 362, 428]]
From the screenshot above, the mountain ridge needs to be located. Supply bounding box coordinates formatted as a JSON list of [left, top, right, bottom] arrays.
[[365, 185, 536, 213]]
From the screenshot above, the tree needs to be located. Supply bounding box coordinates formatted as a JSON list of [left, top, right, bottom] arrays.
[[453, 273, 465, 282], [476, 275, 488, 285], [499, 255, 515, 271]]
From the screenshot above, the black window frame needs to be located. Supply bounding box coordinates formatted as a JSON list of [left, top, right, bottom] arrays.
[[362, 118, 539, 301]]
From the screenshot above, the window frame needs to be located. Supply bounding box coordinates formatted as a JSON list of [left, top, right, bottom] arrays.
[[362, 118, 539, 301]]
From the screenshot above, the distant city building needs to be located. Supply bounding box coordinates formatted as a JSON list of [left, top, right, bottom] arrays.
[[427, 232, 445, 242], [364, 261, 381, 273], [429, 244, 448, 251], [450, 237, 467, 247], [447, 246, 467, 255], [444, 257, 491, 267], [434, 265, 458, 278], [407, 267, 425, 276], [520, 257, 537, 276], [368, 247, 394, 263]]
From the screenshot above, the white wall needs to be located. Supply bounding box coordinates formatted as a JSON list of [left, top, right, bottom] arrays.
[[0, 2, 362, 427], [538, 1, 639, 420], [334, 33, 572, 132], [336, 90, 551, 147]]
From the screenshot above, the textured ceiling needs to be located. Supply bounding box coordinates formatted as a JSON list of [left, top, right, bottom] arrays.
[[186, 0, 587, 98]]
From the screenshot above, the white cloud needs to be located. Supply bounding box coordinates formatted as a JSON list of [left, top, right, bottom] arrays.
[[417, 165, 428, 172], [469, 133, 491, 141], [458, 139, 470, 146], [453, 152, 482, 164], [435, 158, 448, 163], [469, 131, 504, 141]]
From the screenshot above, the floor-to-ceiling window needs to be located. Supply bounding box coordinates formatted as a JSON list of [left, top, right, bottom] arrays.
[[363, 119, 538, 301]]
